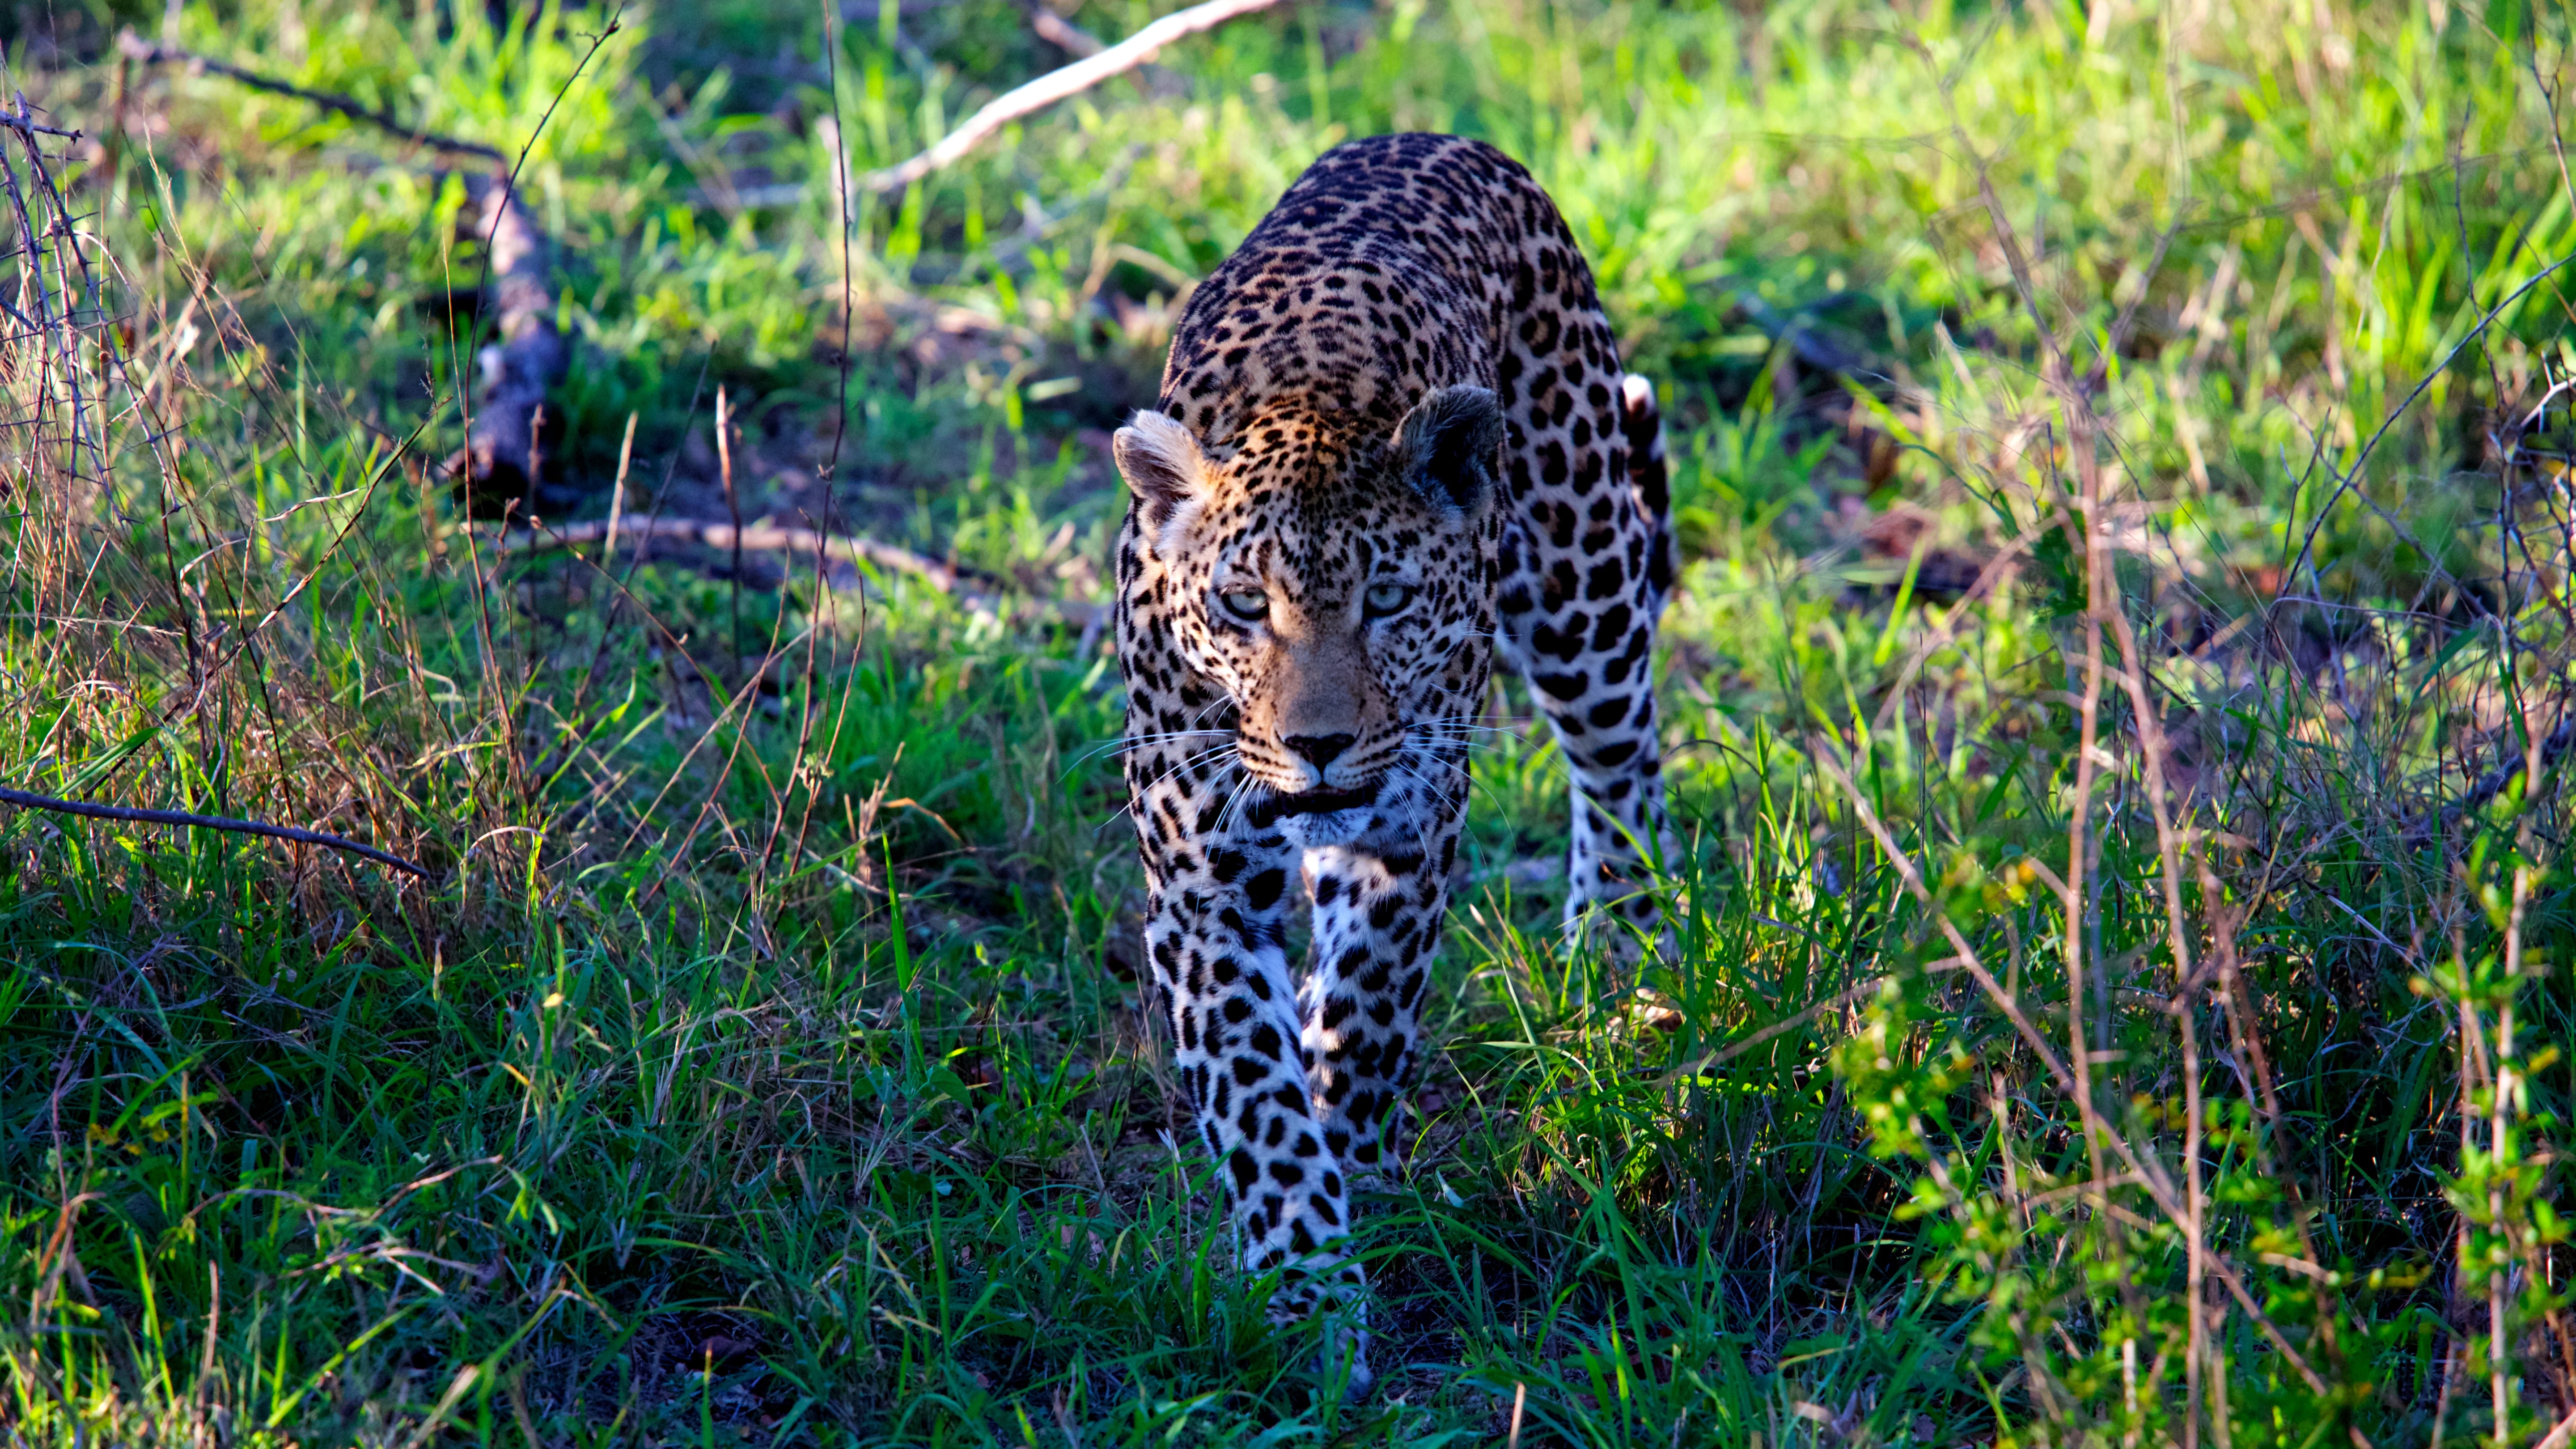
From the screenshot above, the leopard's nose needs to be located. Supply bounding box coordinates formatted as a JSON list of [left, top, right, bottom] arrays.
[[1284, 732, 1357, 769]]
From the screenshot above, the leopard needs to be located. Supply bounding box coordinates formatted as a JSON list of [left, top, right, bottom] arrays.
[[1110, 132, 1676, 1395]]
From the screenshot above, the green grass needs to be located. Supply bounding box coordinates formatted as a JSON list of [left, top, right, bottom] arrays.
[[2, 0, 2574, 1442]]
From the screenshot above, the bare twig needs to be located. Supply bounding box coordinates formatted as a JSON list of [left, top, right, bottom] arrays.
[[114, 31, 507, 162], [1869, 526, 2040, 734], [718, 387, 743, 648], [2285, 250, 2576, 598], [1812, 749, 2076, 1092], [1735, 293, 1873, 377], [859, 0, 1291, 192], [0, 785, 426, 878], [2410, 709, 2576, 846], [604, 412, 636, 570]]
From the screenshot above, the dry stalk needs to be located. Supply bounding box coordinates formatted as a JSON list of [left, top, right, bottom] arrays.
[[1853, 28, 2409, 1434], [1910, 17, 2331, 1435], [1815, 748, 2337, 1401]]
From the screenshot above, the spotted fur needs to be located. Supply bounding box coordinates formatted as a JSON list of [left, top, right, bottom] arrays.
[[1110, 134, 1674, 1391]]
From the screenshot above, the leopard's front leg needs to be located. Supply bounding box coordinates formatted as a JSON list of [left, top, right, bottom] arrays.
[[1298, 766, 1468, 1180], [1144, 849, 1354, 1272], [1129, 753, 1370, 1391]]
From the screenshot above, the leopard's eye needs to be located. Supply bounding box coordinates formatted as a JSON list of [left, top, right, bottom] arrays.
[[1216, 586, 1270, 623], [1364, 581, 1417, 618]]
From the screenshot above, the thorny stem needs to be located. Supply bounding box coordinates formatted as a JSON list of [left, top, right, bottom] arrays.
[[84, 84, 211, 683], [2181, 873, 2207, 1449], [1, 99, 108, 491], [2104, 581, 2218, 1449], [2495, 858, 2529, 1449], [2485, 459, 2554, 1448]]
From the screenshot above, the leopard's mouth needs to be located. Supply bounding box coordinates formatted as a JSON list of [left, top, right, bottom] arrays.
[[1251, 777, 1384, 822]]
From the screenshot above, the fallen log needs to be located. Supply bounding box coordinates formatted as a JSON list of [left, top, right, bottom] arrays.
[[445, 176, 569, 515], [114, 31, 569, 515]]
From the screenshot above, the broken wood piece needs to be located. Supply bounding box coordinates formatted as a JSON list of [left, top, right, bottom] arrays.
[[859, 0, 1291, 193], [117, 34, 577, 515], [116, 30, 506, 161], [445, 176, 569, 515]]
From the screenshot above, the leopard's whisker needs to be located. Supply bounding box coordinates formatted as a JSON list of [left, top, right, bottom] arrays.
[[1403, 725, 1510, 754], [1096, 729, 1238, 752], [1407, 720, 1527, 733], [1382, 762, 1446, 865], [1216, 769, 1263, 844], [1061, 729, 1239, 780], [1410, 746, 1512, 817], [1093, 743, 1244, 839], [1402, 733, 1510, 763], [1136, 741, 1244, 799]]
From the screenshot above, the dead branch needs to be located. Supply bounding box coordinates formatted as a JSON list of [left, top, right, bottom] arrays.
[[115, 30, 506, 162], [112, 33, 571, 513], [444, 176, 568, 513], [1735, 294, 1872, 378], [124, 28, 602, 511], [497, 514, 1105, 625], [515, 513, 970, 588], [0, 785, 428, 878], [859, 0, 1291, 193]]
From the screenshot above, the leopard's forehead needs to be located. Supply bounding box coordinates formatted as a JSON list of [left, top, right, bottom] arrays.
[[1199, 405, 1381, 500], [1174, 405, 1450, 582]]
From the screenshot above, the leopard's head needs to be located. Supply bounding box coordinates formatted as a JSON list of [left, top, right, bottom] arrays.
[[1116, 385, 1503, 841]]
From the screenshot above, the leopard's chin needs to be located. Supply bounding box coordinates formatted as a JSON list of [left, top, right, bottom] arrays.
[[1248, 777, 1386, 844]]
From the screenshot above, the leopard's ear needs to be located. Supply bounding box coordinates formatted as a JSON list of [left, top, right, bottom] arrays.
[[1396, 384, 1503, 517], [1114, 410, 1211, 534]]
